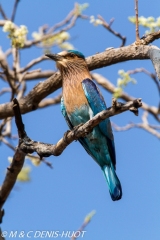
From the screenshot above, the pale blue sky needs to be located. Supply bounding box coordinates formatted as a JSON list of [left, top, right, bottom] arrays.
[[0, 0, 160, 239]]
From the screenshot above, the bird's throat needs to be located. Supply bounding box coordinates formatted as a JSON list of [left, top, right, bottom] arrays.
[[62, 67, 91, 114]]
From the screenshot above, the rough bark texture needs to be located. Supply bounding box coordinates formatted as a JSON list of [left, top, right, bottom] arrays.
[[0, 44, 157, 120], [0, 98, 142, 212]]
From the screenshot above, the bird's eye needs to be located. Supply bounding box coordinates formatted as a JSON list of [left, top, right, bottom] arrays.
[[69, 53, 75, 58]]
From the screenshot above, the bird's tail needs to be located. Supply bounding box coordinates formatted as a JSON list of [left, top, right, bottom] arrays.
[[102, 164, 122, 201]]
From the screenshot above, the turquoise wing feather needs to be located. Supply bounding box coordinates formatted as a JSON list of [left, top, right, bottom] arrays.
[[61, 97, 73, 129], [61, 97, 92, 156], [61, 81, 122, 201], [82, 78, 116, 168]]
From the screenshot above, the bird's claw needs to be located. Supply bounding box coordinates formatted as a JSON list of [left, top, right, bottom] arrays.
[[63, 130, 71, 144], [73, 123, 84, 140]]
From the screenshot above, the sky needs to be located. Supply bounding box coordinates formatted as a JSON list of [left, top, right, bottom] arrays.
[[0, 0, 160, 239]]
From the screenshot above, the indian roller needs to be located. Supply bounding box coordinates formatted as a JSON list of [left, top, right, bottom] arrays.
[[46, 50, 122, 201]]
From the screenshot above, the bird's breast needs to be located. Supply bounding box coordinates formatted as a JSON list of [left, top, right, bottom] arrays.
[[63, 81, 89, 114]]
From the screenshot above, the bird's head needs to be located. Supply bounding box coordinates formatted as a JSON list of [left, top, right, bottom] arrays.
[[46, 50, 87, 73]]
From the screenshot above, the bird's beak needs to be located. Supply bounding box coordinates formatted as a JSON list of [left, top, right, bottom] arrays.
[[45, 53, 63, 62]]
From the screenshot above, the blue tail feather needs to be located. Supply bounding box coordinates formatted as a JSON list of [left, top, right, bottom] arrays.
[[103, 164, 122, 201]]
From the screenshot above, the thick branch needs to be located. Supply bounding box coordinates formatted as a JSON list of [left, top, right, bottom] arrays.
[[0, 149, 26, 210], [141, 31, 160, 45], [0, 44, 160, 119], [0, 96, 142, 215], [0, 98, 142, 211], [13, 98, 142, 157], [0, 99, 27, 210]]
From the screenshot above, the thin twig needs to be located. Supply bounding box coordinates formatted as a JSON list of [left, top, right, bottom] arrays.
[[47, 8, 75, 34], [92, 72, 160, 122], [127, 67, 160, 94], [38, 94, 62, 108], [112, 111, 160, 139], [47, 3, 88, 34], [0, 119, 7, 136], [135, 0, 140, 42], [16, 81, 26, 100], [23, 5, 87, 49], [1, 117, 12, 137], [19, 56, 47, 73], [112, 122, 160, 139], [5, 48, 12, 58], [1, 138, 15, 151], [24, 70, 54, 80], [12, 48, 20, 78], [98, 15, 126, 47], [0, 48, 15, 84], [127, 67, 160, 111], [0, 88, 11, 96], [71, 210, 95, 240], [11, 0, 20, 22], [0, 5, 8, 20]]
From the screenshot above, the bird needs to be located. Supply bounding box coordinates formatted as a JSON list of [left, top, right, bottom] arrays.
[[46, 50, 122, 201]]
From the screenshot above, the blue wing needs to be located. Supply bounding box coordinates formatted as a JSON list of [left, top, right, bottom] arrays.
[[61, 97, 73, 129], [61, 96, 94, 157], [82, 78, 116, 168]]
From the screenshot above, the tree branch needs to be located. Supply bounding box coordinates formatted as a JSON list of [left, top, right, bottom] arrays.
[[0, 228, 5, 240], [92, 73, 160, 122], [38, 94, 62, 108], [0, 44, 160, 119], [112, 111, 160, 139], [0, 88, 11, 96], [24, 70, 55, 80], [19, 55, 47, 74], [98, 15, 126, 47], [47, 7, 75, 34], [135, 0, 140, 42], [0, 97, 142, 215], [0, 20, 6, 27], [0, 148, 26, 211], [71, 210, 95, 240], [0, 5, 8, 20], [11, 0, 20, 22], [13, 98, 142, 157], [127, 67, 160, 94]]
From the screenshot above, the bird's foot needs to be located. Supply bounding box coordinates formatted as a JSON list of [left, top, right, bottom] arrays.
[[73, 123, 90, 139], [63, 130, 71, 144], [73, 123, 84, 140]]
